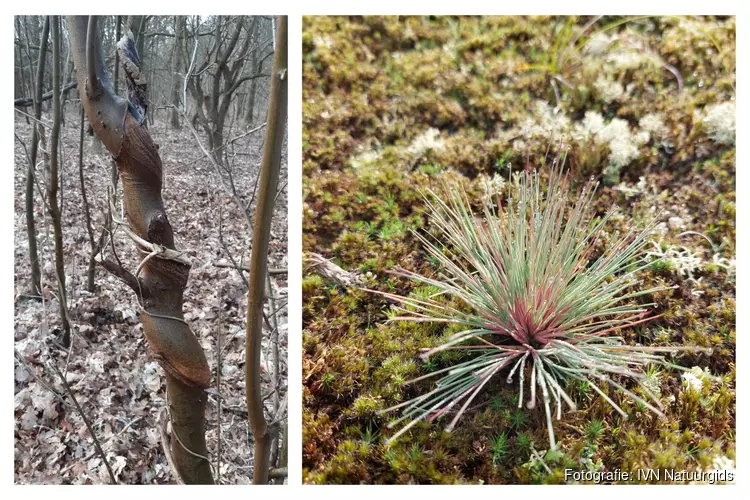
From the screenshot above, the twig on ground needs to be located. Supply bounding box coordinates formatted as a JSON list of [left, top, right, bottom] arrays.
[[304, 252, 363, 287], [47, 351, 118, 484], [60, 416, 142, 474], [14, 349, 66, 402]]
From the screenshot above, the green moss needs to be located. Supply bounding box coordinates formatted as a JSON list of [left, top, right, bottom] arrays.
[[303, 15, 735, 484]]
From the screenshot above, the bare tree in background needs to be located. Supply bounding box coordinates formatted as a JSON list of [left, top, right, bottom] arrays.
[[243, 18, 273, 127], [68, 15, 213, 484], [246, 15, 287, 485], [15, 18, 30, 124], [24, 16, 49, 297], [78, 106, 100, 293], [186, 16, 270, 166], [46, 15, 71, 346], [169, 16, 186, 128]]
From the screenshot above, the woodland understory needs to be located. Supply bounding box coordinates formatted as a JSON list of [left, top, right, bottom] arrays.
[[13, 18, 288, 481]]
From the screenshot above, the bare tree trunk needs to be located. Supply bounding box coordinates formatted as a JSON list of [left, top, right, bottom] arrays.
[[78, 106, 97, 292], [276, 422, 288, 484], [246, 15, 287, 486], [25, 16, 49, 296], [148, 33, 158, 125], [170, 16, 185, 129], [48, 15, 71, 346], [201, 16, 255, 166], [15, 18, 30, 124], [22, 17, 41, 102], [111, 15, 121, 189], [243, 18, 260, 127], [68, 16, 212, 484]]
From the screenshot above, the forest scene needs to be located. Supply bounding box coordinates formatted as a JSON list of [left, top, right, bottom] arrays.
[[302, 16, 735, 484], [14, 15, 288, 484]]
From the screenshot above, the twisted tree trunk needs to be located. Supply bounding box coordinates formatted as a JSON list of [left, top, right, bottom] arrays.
[[68, 16, 213, 484], [246, 15, 287, 485]]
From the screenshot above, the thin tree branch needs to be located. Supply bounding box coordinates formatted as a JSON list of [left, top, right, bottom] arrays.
[[214, 261, 287, 275], [97, 258, 144, 296], [14, 81, 77, 107], [246, 15, 287, 485]]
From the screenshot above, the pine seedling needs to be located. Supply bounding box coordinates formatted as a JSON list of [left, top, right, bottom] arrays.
[[371, 152, 707, 449]]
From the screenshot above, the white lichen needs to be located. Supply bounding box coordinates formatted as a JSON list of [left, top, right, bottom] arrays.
[[573, 112, 651, 181], [573, 111, 606, 142], [647, 242, 703, 280], [586, 32, 615, 55], [406, 128, 445, 156], [607, 50, 659, 70], [481, 172, 507, 205], [639, 113, 668, 139], [682, 370, 705, 392], [594, 75, 625, 103], [685, 366, 713, 391], [483, 172, 506, 195], [711, 253, 736, 279], [349, 149, 381, 171], [702, 101, 736, 145], [598, 118, 649, 168], [518, 101, 571, 141]]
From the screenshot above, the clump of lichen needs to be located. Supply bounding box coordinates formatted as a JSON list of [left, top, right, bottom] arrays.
[[302, 15, 735, 484]]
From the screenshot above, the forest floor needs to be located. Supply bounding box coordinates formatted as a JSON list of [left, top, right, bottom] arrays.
[[13, 108, 288, 484], [302, 16, 735, 484]]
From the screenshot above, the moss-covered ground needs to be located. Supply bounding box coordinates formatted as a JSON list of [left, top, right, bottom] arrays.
[[302, 16, 735, 484]]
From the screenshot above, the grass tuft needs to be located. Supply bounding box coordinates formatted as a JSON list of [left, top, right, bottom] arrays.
[[370, 151, 709, 449]]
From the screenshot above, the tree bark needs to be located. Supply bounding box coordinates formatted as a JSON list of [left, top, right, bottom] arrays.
[[48, 15, 71, 346], [25, 16, 49, 296], [170, 16, 185, 129], [15, 18, 30, 124], [111, 15, 121, 188], [78, 106, 97, 292], [68, 16, 213, 484], [245, 15, 287, 485], [193, 16, 257, 166], [243, 18, 261, 127], [113, 16, 121, 95]]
